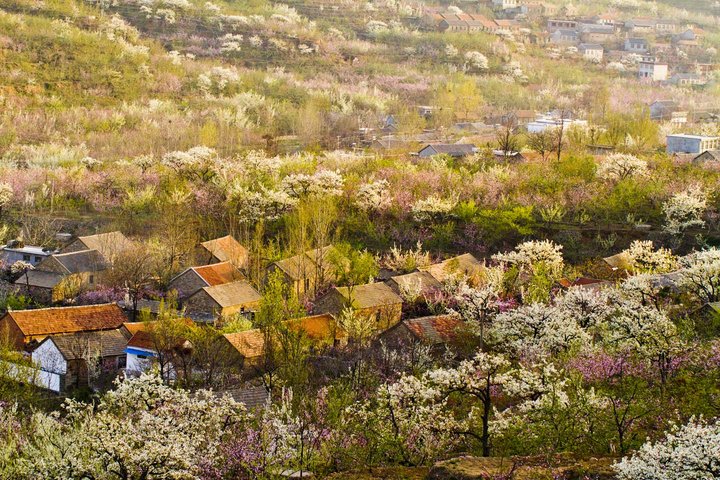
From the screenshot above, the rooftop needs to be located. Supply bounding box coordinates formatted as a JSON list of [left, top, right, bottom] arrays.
[[5, 303, 126, 337]]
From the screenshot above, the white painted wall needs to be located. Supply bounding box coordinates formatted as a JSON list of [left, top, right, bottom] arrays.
[[32, 340, 67, 375]]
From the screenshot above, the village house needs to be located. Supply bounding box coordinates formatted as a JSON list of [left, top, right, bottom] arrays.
[[184, 280, 262, 322], [267, 245, 340, 297], [0, 242, 56, 266], [638, 58, 668, 82], [222, 329, 266, 377], [549, 29, 579, 45], [654, 19, 677, 33], [557, 277, 613, 293], [420, 253, 485, 284], [493, 150, 527, 162], [417, 144, 477, 158], [169, 261, 244, 299], [625, 18, 655, 34], [649, 100, 679, 121], [195, 235, 249, 269], [14, 249, 109, 303], [578, 43, 604, 61], [122, 320, 193, 377], [579, 24, 616, 44], [0, 303, 127, 351], [285, 313, 349, 350], [60, 231, 130, 263], [666, 134, 720, 154], [31, 328, 128, 392], [547, 19, 577, 32], [222, 313, 346, 377], [624, 37, 649, 53], [379, 314, 465, 352], [386, 271, 443, 297], [669, 73, 706, 87], [314, 282, 403, 331], [693, 150, 720, 163], [492, 0, 518, 10]]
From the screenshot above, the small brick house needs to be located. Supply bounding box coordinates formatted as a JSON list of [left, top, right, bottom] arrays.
[[0, 303, 127, 351], [386, 271, 442, 297], [379, 314, 465, 351], [314, 282, 403, 331], [31, 328, 129, 392], [60, 231, 131, 264], [184, 280, 262, 321], [169, 261, 245, 299], [14, 249, 109, 303], [267, 246, 341, 298]]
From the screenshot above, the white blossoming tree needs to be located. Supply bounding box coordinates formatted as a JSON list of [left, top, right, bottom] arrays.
[[678, 248, 720, 303], [355, 179, 391, 212], [20, 374, 245, 479], [615, 418, 720, 480], [622, 240, 677, 274], [596, 153, 648, 181], [662, 186, 707, 235]]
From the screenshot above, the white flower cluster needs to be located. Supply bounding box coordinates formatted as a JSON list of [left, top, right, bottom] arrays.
[[662, 185, 707, 235], [355, 179, 391, 212], [281, 170, 345, 198], [596, 153, 648, 181], [623, 240, 677, 274], [615, 417, 720, 480], [493, 240, 564, 275], [411, 195, 456, 222]]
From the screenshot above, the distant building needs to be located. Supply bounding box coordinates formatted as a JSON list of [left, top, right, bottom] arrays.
[[693, 150, 720, 163], [492, 0, 518, 10], [527, 115, 587, 133], [549, 29, 580, 44], [666, 134, 720, 154], [0, 243, 55, 266], [669, 73, 706, 87], [638, 58, 668, 82], [547, 19, 578, 32], [417, 144, 477, 158], [579, 24, 615, 43], [624, 37, 649, 53], [578, 43, 603, 61], [649, 100, 678, 120]]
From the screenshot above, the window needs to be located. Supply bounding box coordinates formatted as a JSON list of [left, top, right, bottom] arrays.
[[137, 354, 148, 360], [118, 355, 127, 369], [34, 256, 42, 263], [22, 254, 30, 261], [89, 275, 94, 284]]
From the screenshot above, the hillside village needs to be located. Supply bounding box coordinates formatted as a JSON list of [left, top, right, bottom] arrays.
[[2, 0, 720, 478]]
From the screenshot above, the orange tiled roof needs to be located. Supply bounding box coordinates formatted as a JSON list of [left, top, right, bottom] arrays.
[[6, 303, 126, 337], [224, 329, 265, 358], [403, 315, 463, 344], [286, 314, 347, 341], [193, 261, 243, 286]]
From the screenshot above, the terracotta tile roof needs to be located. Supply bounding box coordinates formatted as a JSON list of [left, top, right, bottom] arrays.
[[48, 328, 128, 360], [5, 303, 127, 337], [126, 330, 155, 350], [192, 261, 244, 286], [202, 281, 262, 308], [224, 329, 265, 358], [122, 322, 147, 336], [286, 314, 347, 341], [402, 315, 463, 344], [420, 253, 484, 282], [336, 282, 403, 309], [200, 236, 248, 266]]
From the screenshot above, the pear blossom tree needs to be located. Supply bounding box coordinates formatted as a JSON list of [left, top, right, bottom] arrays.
[[678, 248, 720, 303], [615, 417, 720, 480], [662, 185, 707, 235], [596, 153, 648, 181], [622, 240, 677, 274]]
